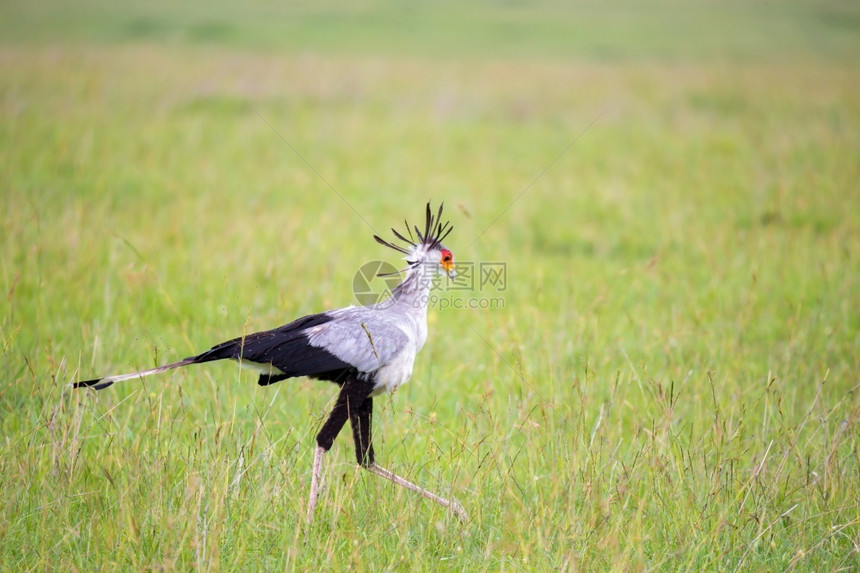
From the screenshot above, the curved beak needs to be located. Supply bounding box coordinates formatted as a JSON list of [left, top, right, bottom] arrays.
[[442, 260, 456, 279]]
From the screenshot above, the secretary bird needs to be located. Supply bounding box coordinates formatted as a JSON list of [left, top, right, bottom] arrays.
[[74, 202, 466, 522]]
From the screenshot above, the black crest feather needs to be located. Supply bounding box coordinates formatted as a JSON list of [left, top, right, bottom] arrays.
[[375, 202, 454, 255]]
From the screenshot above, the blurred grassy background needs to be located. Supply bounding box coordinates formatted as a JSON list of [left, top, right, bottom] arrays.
[[2, 1, 859, 570], [3, 0, 860, 61]]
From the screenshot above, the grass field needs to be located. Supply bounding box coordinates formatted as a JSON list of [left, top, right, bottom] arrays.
[[2, 1, 860, 570]]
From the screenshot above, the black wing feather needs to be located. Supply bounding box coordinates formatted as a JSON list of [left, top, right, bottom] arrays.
[[193, 312, 355, 385]]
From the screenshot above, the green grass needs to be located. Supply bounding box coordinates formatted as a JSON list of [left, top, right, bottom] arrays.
[[2, 1, 860, 570]]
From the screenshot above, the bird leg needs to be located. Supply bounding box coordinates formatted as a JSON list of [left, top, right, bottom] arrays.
[[365, 463, 468, 522], [306, 444, 326, 523], [349, 395, 467, 522], [308, 377, 467, 523], [349, 396, 375, 466], [307, 376, 375, 523]]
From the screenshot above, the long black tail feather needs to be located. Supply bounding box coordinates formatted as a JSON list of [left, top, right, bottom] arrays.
[[72, 358, 197, 391], [72, 378, 118, 391]]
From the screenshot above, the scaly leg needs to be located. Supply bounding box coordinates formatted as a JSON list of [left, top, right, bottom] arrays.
[[366, 463, 467, 522], [306, 445, 326, 523]]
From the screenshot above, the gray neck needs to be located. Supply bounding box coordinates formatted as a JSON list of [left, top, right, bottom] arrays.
[[388, 263, 433, 310]]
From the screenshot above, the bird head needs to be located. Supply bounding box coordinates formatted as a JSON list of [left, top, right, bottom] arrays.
[[374, 202, 456, 280]]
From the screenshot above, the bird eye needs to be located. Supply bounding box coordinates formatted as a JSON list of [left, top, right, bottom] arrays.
[[441, 250, 453, 263]]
